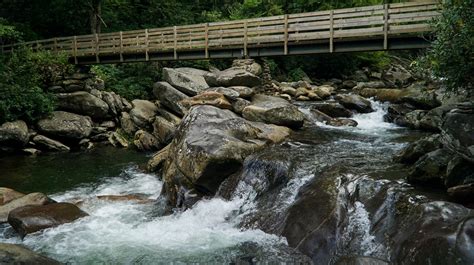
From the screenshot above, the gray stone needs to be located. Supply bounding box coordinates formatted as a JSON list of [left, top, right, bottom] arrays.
[[37, 111, 92, 141], [153, 81, 189, 116], [119, 112, 138, 136], [162, 68, 210, 96], [311, 102, 352, 118], [133, 130, 161, 151], [33, 135, 70, 152], [0, 193, 51, 223], [56, 91, 110, 120], [0, 120, 29, 147], [0, 243, 61, 264], [129, 100, 159, 128], [214, 67, 262, 87], [336, 94, 374, 113], [152, 116, 176, 144]]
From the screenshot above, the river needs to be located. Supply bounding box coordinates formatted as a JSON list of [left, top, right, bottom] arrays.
[[0, 100, 461, 264]]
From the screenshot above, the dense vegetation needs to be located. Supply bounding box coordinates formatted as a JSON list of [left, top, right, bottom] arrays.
[[0, 0, 472, 123]]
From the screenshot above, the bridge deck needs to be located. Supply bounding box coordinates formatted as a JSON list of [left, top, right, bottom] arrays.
[[0, 1, 439, 64]]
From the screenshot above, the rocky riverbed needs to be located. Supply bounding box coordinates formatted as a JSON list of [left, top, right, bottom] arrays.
[[0, 59, 473, 264]]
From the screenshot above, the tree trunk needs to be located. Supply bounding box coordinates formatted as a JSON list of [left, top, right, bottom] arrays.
[[90, 0, 102, 34]]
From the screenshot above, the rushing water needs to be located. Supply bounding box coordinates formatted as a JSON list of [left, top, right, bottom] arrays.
[[0, 100, 448, 264]]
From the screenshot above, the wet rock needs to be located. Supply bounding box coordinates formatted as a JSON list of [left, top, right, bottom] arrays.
[[336, 94, 374, 113], [213, 68, 262, 87], [448, 184, 474, 205], [400, 82, 441, 110], [335, 256, 390, 265], [358, 88, 404, 102], [158, 105, 291, 207], [8, 202, 88, 238], [204, 87, 239, 100], [129, 100, 159, 129], [397, 110, 427, 129], [157, 108, 181, 127], [351, 70, 369, 82], [0, 193, 52, 223], [21, 148, 41, 156], [418, 104, 456, 132], [0, 243, 61, 264], [279, 94, 292, 101], [354, 81, 387, 90], [242, 95, 305, 128], [441, 103, 474, 162], [37, 111, 92, 141], [0, 120, 29, 148], [152, 116, 176, 144], [309, 109, 333, 123], [101, 91, 127, 117], [295, 87, 310, 97], [384, 103, 416, 123], [383, 64, 413, 87], [181, 91, 232, 110], [133, 130, 161, 151], [445, 156, 474, 188], [56, 91, 110, 120], [0, 188, 24, 206], [342, 80, 357, 89], [79, 138, 94, 150], [32, 135, 70, 152], [311, 102, 352, 118], [153, 81, 189, 116], [327, 118, 358, 127], [407, 148, 453, 187], [147, 144, 170, 172], [162, 67, 210, 96], [394, 134, 442, 164], [119, 112, 138, 136], [296, 95, 310, 101]]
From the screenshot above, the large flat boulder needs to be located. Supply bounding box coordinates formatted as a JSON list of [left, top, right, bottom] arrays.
[[336, 94, 374, 113], [32, 135, 70, 152], [8, 202, 88, 238], [162, 68, 210, 96], [56, 91, 110, 120], [0, 120, 29, 148], [242, 95, 305, 129], [155, 105, 291, 208], [441, 103, 474, 163], [0, 243, 61, 265], [214, 67, 262, 87], [0, 188, 25, 206], [37, 111, 92, 141], [181, 91, 232, 110], [0, 193, 51, 223], [153, 81, 189, 116], [311, 102, 352, 118]]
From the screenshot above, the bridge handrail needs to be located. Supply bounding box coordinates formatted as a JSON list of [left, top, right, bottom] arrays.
[[0, 1, 440, 63]]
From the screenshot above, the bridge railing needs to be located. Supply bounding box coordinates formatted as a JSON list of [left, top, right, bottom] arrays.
[[0, 1, 439, 62]]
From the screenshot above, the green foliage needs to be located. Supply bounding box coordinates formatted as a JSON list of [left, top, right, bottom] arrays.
[[423, 0, 474, 91], [0, 18, 21, 44], [92, 63, 161, 100], [0, 47, 72, 123]]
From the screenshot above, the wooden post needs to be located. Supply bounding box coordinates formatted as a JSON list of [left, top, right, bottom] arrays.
[[219, 27, 223, 47], [330, 10, 334, 53], [73, 36, 78, 64], [95, 33, 100, 63], [384, 4, 389, 50], [54, 38, 58, 53], [119, 31, 124, 62], [284, 14, 289, 55], [145, 29, 149, 61], [205, 23, 209, 59], [243, 20, 248, 57], [174, 26, 177, 60]]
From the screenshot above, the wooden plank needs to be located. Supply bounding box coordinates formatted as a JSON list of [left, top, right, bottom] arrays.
[[205, 23, 209, 58], [390, 1, 438, 8], [389, 15, 438, 24], [330, 10, 334, 53], [389, 4, 438, 14], [384, 4, 389, 49], [390, 11, 439, 20], [119, 31, 123, 62], [244, 20, 248, 57], [145, 29, 149, 61], [174, 26, 177, 59], [284, 14, 289, 55], [73, 36, 78, 64], [389, 23, 431, 34]]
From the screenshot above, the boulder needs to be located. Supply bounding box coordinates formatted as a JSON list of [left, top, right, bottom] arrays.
[[445, 156, 474, 188], [311, 102, 352, 118], [395, 110, 427, 129], [342, 80, 357, 89], [295, 87, 310, 97], [400, 83, 441, 110], [162, 67, 210, 96], [214, 68, 262, 87], [152, 116, 176, 144], [0, 120, 29, 148], [417, 104, 456, 132], [147, 144, 170, 172], [242, 95, 305, 128], [37, 111, 92, 141], [383, 64, 413, 86], [407, 148, 453, 187], [228, 86, 255, 99], [313, 85, 335, 99], [8, 202, 88, 238], [0, 188, 24, 206], [56, 91, 110, 120], [0, 193, 51, 223], [108, 131, 129, 148], [22, 148, 41, 156], [101, 91, 128, 117], [231, 59, 262, 76], [336, 94, 374, 113], [394, 134, 442, 164], [129, 100, 159, 128], [231, 98, 251, 114], [156, 105, 291, 207], [32, 135, 70, 152], [119, 112, 138, 136], [441, 103, 474, 163], [281, 86, 297, 97], [152, 81, 189, 116], [0, 243, 61, 265], [354, 81, 387, 90], [181, 91, 233, 110], [204, 87, 240, 100], [358, 88, 404, 102], [133, 130, 161, 151], [327, 118, 358, 127], [335, 256, 390, 265], [384, 103, 416, 123], [448, 184, 474, 205]]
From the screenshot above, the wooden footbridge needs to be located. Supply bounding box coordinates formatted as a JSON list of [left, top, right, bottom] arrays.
[[0, 1, 440, 65]]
